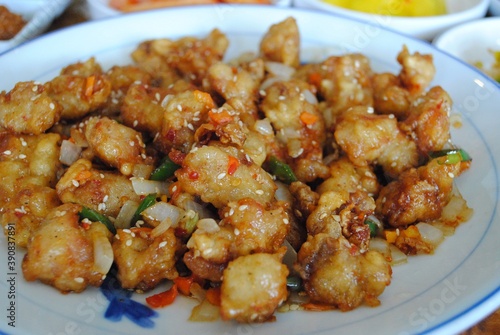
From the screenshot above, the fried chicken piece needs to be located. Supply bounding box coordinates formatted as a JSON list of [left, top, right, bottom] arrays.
[[220, 250, 289, 322], [259, 17, 300, 68], [22, 203, 113, 293], [0, 81, 62, 135], [175, 144, 276, 208], [113, 227, 180, 291], [295, 234, 391, 311], [375, 157, 469, 227]]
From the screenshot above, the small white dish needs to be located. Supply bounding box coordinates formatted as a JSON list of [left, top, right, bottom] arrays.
[[86, 0, 292, 20], [433, 17, 500, 82], [0, 0, 72, 54], [293, 0, 490, 40]]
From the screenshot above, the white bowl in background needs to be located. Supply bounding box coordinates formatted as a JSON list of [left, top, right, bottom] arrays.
[[0, 0, 72, 54], [490, 0, 500, 16], [433, 17, 500, 82], [86, 0, 292, 20], [293, 0, 490, 40]]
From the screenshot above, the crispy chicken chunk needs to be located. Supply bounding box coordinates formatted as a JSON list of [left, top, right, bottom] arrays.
[[83, 116, 153, 176], [56, 158, 140, 218], [376, 158, 469, 227], [22, 203, 113, 293], [259, 17, 300, 68], [0, 81, 62, 135], [113, 227, 180, 291], [335, 106, 419, 179], [176, 144, 276, 208], [220, 251, 289, 323], [295, 234, 391, 311]]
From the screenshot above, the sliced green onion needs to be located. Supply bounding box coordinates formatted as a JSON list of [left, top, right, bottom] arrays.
[[150, 156, 180, 181], [184, 211, 199, 235], [131, 193, 158, 225], [286, 276, 303, 292], [268, 156, 298, 184], [79, 207, 116, 235], [429, 149, 472, 164]]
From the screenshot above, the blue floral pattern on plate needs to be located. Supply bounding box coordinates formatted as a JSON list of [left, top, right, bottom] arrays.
[[100, 274, 158, 328]]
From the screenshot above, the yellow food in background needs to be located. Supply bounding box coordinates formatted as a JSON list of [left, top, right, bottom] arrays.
[[322, 0, 447, 17]]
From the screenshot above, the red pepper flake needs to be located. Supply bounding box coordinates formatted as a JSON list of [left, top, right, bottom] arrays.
[[188, 170, 199, 180], [227, 155, 239, 175], [146, 283, 178, 308]]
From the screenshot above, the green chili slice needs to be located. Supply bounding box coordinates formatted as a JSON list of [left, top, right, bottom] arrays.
[[150, 156, 180, 181], [364, 217, 380, 238], [131, 193, 157, 224], [429, 149, 472, 164], [268, 156, 298, 184], [79, 207, 116, 235]]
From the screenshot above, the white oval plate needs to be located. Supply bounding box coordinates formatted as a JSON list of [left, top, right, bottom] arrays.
[[0, 5, 499, 335]]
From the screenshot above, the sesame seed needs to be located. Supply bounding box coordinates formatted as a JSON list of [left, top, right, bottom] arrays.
[[49, 102, 55, 110], [74, 277, 84, 283], [177, 104, 183, 111], [283, 218, 289, 225], [18, 154, 27, 159], [103, 195, 109, 203], [125, 240, 132, 246], [32, 85, 38, 92], [3, 150, 12, 155], [278, 95, 285, 100], [155, 92, 161, 101], [319, 212, 327, 220], [100, 173, 105, 179], [133, 120, 139, 127], [129, 141, 135, 147], [217, 172, 226, 179], [72, 180, 80, 187], [238, 205, 248, 211], [448, 172, 455, 178], [255, 190, 264, 195], [229, 208, 234, 216], [234, 228, 240, 236], [187, 123, 194, 131], [159, 241, 167, 248], [123, 229, 131, 234]]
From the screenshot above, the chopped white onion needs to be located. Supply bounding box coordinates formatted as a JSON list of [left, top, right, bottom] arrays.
[[369, 237, 391, 261], [265, 61, 295, 79], [259, 76, 284, 91], [189, 299, 220, 322], [274, 181, 293, 204], [131, 177, 171, 196], [115, 200, 139, 229], [142, 201, 184, 227], [282, 239, 297, 272], [183, 199, 215, 219], [302, 88, 318, 105], [197, 218, 220, 233], [416, 222, 444, 247], [388, 244, 408, 266], [253, 118, 274, 136], [59, 139, 82, 166], [93, 234, 114, 275], [151, 217, 173, 238]]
